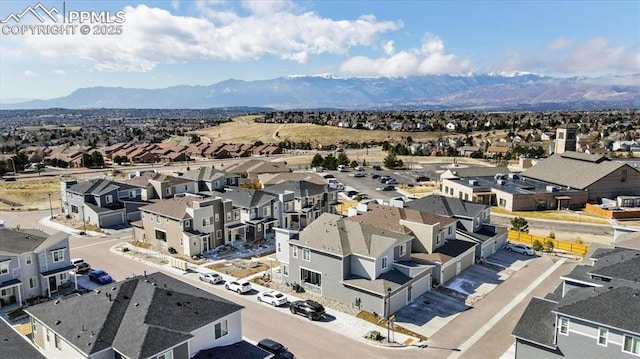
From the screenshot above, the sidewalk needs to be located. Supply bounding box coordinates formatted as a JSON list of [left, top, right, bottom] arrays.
[[110, 241, 424, 349]]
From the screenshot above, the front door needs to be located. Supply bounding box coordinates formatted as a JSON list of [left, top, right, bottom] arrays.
[[48, 276, 57, 293]]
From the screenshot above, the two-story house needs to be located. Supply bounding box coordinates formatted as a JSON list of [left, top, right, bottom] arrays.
[[406, 195, 507, 261], [24, 272, 266, 359], [0, 228, 74, 307], [182, 166, 233, 191], [61, 179, 145, 228], [133, 195, 230, 256], [119, 173, 198, 200], [262, 180, 338, 230], [281, 213, 433, 316], [512, 245, 640, 359], [212, 188, 279, 243], [348, 203, 477, 286]]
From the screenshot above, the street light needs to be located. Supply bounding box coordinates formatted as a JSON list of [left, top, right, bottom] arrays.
[[48, 193, 54, 219], [386, 287, 392, 343]]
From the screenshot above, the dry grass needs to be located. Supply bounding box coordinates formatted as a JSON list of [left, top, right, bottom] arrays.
[[357, 311, 428, 342], [0, 179, 62, 210], [208, 258, 271, 279], [197, 116, 450, 145], [491, 207, 609, 224], [130, 241, 153, 249], [14, 322, 32, 336]]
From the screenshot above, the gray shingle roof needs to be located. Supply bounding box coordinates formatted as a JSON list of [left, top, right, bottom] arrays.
[[68, 179, 137, 196], [0, 229, 67, 255], [224, 159, 291, 176], [406, 195, 487, 219], [555, 285, 640, 334], [511, 297, 558, 348], [262, 180, 328, 198], [523, 151, 628, 189], [182, 166, 226, 182], [25, 272, 243, 357], [214, 188, 276, 209], [590, 255, 640, 283], [258, 172, 327, 186], [343, 269, 413, 295], [140, 197, 194, 220], [0, 317, 46, 359]]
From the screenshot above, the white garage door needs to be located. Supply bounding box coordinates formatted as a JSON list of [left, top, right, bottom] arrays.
[[389, 289, 408, 314], [411, 274, 431, 301]]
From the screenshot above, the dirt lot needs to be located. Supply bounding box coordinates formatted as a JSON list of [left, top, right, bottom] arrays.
[[208, 258, 274, 279], [0, 178, 62, 211]]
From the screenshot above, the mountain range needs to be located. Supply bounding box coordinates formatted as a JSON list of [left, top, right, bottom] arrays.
[[3, 73, 639, 110]]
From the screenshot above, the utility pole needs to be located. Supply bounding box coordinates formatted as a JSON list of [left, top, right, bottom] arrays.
[[48, 193, 53, 219], [386, 287, 391, 343], [81, 206, 87, 234]]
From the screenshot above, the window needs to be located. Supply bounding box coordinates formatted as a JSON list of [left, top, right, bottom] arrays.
[[381, 256, 388, 270], [214, 320, 228, 339], [183, 220, 190, 229], [0, 261, 8, 275], [263, 207, 270, 217], [25, 255, 32, 265], [180, 238, 183, 246], [277, 242, 282, 252], [598, 327, 608, 346], [54, 334, 61, 350], [624, 335, 640, 355], [282, 264, 289, 276], [559, 317, 569, 335], [448, 226, 452, 235], [71, 205, 79, 214], [301, 268, 321, 286], [226, 212, 232, 221], [215, 213, 220, 222], [105, 195, 113, 204], [216, 229, 222, 240], [292, 246, 298, 258], [156, 215, 160, 224], [302, 248, 311, 261], [257, 224, 262, 231], [60, 273, 67, 280], [499, 198, 507, 208], [203, 216, 213, 226], [1, 288, 12, 296], [622, 169, 628, 183], [29, 277, 37, 289], [158, 351, 174, 359], [233, 210, 240, 220], [52, 249, 65, 263], [129, 190, 136, 198], [165, 188, 171, 195], [399, 244, 406, 257], [436, 233, 443, 246], [155, 230, 167, 242]]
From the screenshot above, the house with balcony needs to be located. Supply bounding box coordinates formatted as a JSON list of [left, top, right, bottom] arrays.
[[133, 195, 230, 256], [406, 195, 507, 261], [512, 244, 640, 359], [262, 180, 338, 230], [61, 178, 146, 228], [280, 213, 433, 316], [24, 272, 270, 359], [348, 203, 476, 286], [211, 188, 279, 243], [0, 228, 74, 307]]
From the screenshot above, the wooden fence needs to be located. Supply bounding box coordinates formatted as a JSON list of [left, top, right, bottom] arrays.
[[507, 229, 589, 256]]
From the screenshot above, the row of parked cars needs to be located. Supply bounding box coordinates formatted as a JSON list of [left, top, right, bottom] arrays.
[[72, 258, 114, 284], [198, 272, 327, 320]]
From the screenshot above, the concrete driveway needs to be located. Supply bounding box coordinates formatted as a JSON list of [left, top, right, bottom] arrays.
[[394, 290, 470, 337], [485, 248, 537, 271]]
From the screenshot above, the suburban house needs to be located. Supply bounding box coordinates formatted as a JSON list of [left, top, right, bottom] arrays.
[[512, 244, 640, 359], [223, 159, 291, 186], [347, 203, 477, 286], [211, 188, 279, 243], [182, 166, 236, 192], [119, 172, 198, 200], [133, 195, 230, 256], [24, 272, 267, 359], [257, 172, 327, 187], [277, 213, 434, 316], [406, 195, 508, 261], [0, 228, 74, 307], [61, 179, 146, 228], [0, 318, 46, 359], [262, 180, 339, 230]]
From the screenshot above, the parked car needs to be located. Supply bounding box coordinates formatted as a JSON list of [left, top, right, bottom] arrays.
[[371, 174, 381, 179], [289, 300, 326, 320], [225, 279, 252, 294], [257, 339, 295, 359], [88, 269, 113, 284], [415, 176, 430, 182], [71, 258, 91, 273], [352, 172, 366, 178], [378, 185, 395, 191], [506, 243, 535, 256], [344, 190, 358, 198], [199, 272, 224, 284], [257, 290, 288, 307], [372, 165, 382, 170], [337, 165, 347, 172], [356, 193, 369, 199]]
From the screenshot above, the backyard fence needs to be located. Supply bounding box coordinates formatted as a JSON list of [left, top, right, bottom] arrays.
[[507, 229, 589, 256]]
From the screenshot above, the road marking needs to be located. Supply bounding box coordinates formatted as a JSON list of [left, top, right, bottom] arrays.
[[447, 257, 566, 359], [73, 235, 131, 250]]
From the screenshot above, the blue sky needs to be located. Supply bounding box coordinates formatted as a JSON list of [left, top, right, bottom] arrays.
[[1, 0, 638, 100]]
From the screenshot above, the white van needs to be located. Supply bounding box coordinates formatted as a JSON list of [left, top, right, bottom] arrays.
[[337, 165, 347, 172]]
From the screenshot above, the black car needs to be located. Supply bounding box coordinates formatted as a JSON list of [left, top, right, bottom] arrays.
[[372, 165, 382, 170], [371, 174, 381, 179], [257, 339, 295, 359], [289, 300, 326, 320], [381, 185, 395, 191]]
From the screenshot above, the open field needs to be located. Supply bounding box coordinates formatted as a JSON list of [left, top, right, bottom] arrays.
[[491, 207, 610, 225], [0, 178, 62, 210], [196, 116, 453, 145]]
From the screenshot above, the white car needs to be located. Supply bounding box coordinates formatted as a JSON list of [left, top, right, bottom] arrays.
[[199, 272, 224, 284], [257, 290, 288, 307], [506, 243, 535, 256], [225, 279, 252, 294]]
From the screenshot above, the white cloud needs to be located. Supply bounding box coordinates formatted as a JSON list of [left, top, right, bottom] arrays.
[[340, 33, 470, 76], [382, 40, 395, 55], [546, 37, 572, 51], [52, 69, 66, 75], [23, 70, 37, 77], [171, 0, 179, 10], [8, 3, 399, 72]]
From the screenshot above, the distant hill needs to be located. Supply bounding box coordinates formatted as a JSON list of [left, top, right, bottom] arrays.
[[4, 73, 639, 110]]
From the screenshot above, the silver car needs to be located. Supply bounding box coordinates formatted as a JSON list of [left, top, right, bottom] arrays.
[[506, 243, 535, 256], [199, 272, 224, 284]]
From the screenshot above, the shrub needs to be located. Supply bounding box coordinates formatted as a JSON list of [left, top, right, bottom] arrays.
[[532, 239, 544, 251], [168, 247, 177, 254], [548, 231, 555, 239], [543, 239, 555, 252]]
